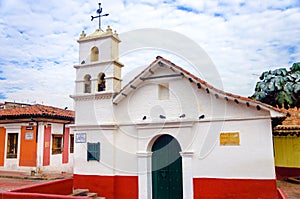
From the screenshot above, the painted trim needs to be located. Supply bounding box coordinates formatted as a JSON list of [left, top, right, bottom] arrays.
[[71, 124, 118, 130], [180, 151, 194, 199], [43, 126, 51, 166], [193, 178, 278, 199], [73, 175, 279, 199], [0, 127, 6, 166], [275, 166, 300, 179], [73, 174, 138, 199], [136, 120, 194, 129], [137, 152, 152, 199], [62, 127, 69, 164]]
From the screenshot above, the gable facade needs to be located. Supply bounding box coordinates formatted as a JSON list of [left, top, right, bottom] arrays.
[[71, 27, 284, 199]]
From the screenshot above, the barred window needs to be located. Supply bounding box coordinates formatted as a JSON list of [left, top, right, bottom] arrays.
[[87, 142, 100, 161]]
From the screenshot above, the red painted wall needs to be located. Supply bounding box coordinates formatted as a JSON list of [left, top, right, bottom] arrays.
[[0, 179, 87, 199], [1, 192, 88, 199], [193, 178, 278, 199], [62, 127, 69, 164], [73, 174, 138, 199], [43, 126, 51, 166], [12, 178, 73, 195], [0, 127, 6, 166], [276, 166, 300, 179], [19, 126, 37, 166]]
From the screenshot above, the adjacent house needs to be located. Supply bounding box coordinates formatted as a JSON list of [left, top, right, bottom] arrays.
[[0, 103, 74, 174], [70, 27, 285, 199], [273, 107, 300, 178]]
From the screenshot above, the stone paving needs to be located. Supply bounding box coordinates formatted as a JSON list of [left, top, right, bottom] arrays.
[[0, 170, 73, 193], [277, 180, 300, 199], [0, 178, 50, 192]]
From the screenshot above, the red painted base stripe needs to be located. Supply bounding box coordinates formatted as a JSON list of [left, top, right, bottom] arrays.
[[276, 166, 300, 179], [193, 178, 278, 199], [74, 174, 138, 199]]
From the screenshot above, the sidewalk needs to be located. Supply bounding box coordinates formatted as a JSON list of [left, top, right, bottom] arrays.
[[0, 170, 73, 180]]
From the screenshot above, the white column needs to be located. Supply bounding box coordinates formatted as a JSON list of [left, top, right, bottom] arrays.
[[180, 151, 194, 199], [36, 123, 44, 172], [137, 151, 152, 199]]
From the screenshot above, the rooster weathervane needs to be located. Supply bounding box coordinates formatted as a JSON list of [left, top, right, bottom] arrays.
[[91, 2, 109, 30]]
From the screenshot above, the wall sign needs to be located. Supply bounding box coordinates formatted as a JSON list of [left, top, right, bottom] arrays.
[[220, 132, 240, 146], [25, 132, 34, 140], [75, 133, 86, 143], [26, 126, 34, 130]]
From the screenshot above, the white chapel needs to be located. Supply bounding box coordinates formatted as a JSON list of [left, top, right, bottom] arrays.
[[70, 25, 285, 199]]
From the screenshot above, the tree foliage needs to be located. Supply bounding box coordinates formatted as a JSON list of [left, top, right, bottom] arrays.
[[251, 62, 300, 109]]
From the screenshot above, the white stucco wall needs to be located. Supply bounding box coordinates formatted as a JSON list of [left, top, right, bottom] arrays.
[[73, 65, 276, 180]]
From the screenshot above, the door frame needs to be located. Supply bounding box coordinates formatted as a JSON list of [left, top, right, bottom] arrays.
[[151, 134, 183, 199], [137, 134, 194, 199]]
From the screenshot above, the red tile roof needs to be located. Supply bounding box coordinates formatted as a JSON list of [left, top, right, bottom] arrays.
[[274, 108, 300, 136], [0, 104, 74, 122]]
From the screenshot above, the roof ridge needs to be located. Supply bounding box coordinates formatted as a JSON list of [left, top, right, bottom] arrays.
[[113, 56, 285, 116]]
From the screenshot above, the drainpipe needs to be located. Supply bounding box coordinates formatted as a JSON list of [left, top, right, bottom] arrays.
[[35, 121, 39, 143]]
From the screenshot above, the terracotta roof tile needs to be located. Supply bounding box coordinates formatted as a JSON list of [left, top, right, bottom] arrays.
[[0, 104, 74, 122], [281, 107, 300, 125], [273, 108, 300, 136]]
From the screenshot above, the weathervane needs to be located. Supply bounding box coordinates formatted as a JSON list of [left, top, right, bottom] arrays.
[[91, 2, 109, 30]]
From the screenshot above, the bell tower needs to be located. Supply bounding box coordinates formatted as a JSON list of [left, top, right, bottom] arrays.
[[74, 26, 123, 94], [71, 3, 123, 125]]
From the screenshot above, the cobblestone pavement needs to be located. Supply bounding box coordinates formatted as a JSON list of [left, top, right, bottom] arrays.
[[277, 180, 300, 199], [0, 178, 50, 192]]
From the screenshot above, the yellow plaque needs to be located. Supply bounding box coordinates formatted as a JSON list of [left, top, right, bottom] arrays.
[[45, 142, 50, 148], [220, 132, 240, 146]]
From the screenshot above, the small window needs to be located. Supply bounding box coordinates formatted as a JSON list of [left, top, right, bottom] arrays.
[[70, 134, 74, 154], [87, 142, 100, 161], [158, 83, 169, 100], [91, 46, 99, 62], [7, 133, 18, 158], [84, 74, 91, 93], [97, 73, 106, 92], [52, 134, 63, 154]]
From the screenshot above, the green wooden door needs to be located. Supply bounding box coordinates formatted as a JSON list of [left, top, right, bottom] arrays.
[[152, 135, 183, 199]]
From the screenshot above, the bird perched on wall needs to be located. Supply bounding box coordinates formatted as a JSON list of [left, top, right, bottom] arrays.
[[199, 115, 205, 119], [142, 116, 147, 120], [179, 114, 185, 118], [159, 115, 166, 119]]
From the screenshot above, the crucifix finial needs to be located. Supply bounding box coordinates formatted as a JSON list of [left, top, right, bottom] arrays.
[[91, 2, 109, 30]]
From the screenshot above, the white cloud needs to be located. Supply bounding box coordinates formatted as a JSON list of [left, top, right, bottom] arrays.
[[0, 0, 299, 109]]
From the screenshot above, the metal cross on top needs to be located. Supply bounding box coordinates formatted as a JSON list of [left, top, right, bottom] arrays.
[[91, 2, 109, 30]]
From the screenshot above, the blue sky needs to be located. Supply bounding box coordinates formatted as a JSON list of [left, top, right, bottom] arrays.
[[0, 0, 299, 109]]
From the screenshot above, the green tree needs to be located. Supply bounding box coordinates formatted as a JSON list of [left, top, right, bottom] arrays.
[[251, 62, 300, 109]]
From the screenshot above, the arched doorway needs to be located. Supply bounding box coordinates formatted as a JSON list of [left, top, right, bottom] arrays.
[[151, 135, 183, 199]]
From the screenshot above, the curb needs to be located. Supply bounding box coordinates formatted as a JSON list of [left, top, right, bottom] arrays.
[[0, 175, 70, 181]]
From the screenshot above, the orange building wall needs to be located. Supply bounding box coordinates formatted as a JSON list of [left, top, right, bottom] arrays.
[[19, 126, 37, 167], [0, 127, 6, 166]]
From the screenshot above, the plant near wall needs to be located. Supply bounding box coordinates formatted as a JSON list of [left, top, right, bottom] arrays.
[[251, 62, 300, 109]]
